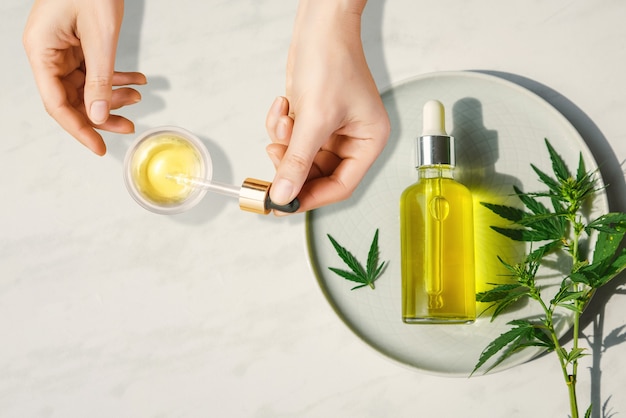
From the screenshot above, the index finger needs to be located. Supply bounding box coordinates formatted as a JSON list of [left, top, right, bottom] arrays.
[[293, 152, 376, 212], [33, 67, 106, 155], [77, 1, 123, 126]]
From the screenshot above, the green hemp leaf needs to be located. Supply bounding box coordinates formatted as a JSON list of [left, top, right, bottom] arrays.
[[472, 138, 626, 418], [327, 228, 387, 290]]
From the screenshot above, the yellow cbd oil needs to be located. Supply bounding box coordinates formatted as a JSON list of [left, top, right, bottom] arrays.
[[401, 100, 476, 324], [129, 133, 203, 204]]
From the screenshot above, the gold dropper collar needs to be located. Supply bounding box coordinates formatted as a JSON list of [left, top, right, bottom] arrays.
[[239, 178, 272, 214]]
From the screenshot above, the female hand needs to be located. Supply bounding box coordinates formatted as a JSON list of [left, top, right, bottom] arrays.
[[23, 0, 146, 155], [265, 0, 390, 213]]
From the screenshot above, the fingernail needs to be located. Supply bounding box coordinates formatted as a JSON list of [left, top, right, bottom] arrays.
[[89, 100, 109, 125], [270, 96, 285, 116], [270, 178, 294, 204]]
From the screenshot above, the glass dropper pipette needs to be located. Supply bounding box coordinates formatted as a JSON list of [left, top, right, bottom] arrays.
[[123, 126, 301, 215], [167, 174, 300, 215]]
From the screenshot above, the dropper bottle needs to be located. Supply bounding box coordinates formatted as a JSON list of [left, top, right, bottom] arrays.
[[400, 100, 476, 324]]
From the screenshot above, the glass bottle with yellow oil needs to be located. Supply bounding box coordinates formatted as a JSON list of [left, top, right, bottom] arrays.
[[401, 100, 476, 324]]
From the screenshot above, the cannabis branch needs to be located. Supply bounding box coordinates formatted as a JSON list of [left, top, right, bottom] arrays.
[[472, 139, 626, 418]]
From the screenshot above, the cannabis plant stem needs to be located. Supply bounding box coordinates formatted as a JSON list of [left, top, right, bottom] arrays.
[[563, 217, 583, 418], [531, 216, 584, 418], [537, 295, 579, 418], [569, 314, 580, 418], [550, 323, 579, 418], [537, 280, 581, 418], [570, 217, 583, 418]]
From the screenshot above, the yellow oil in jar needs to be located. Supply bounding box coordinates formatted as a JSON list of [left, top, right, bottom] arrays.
[[401, 167, 476, 324], [129, 134, 202, 204]]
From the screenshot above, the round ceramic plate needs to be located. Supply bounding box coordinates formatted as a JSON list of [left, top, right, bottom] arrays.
[[305, 71, 609, 377]]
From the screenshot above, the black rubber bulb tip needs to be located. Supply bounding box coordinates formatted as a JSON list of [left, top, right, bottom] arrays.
[[266, 197, 301, 213]]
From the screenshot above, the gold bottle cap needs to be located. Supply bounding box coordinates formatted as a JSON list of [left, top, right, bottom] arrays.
[[238, 178, 301, 215], [239, 178, 271, 214]]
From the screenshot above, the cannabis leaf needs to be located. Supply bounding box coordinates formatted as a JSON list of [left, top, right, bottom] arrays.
[[327, 228, 387, 290], [471, 319, 553, 375], [473, 138, 626, 418]]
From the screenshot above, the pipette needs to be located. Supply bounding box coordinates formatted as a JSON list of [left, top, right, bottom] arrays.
[[123, 126, 301, 215], [166, 174, 300, 214]]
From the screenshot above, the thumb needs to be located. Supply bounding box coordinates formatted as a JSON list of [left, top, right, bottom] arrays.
[[270, 116, 330, 205], [77, 2, 123, 125]]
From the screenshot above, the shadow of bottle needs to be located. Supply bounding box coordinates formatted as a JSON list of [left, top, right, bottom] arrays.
[[451, 97, 527, 316]]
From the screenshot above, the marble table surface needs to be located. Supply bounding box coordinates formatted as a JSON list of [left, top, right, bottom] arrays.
[[2, 1, 625, 417]]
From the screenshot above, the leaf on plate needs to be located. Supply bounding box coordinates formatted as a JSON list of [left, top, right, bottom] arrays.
[[471, 319, 553, 376], [327, 229, 387, 291], [480, 202, 526, 222], [477, 283, 532, 321], [544, 138, 572, 183]]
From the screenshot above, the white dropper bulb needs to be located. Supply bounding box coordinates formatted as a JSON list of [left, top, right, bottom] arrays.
[[422, 100, 448, 136], [416, 100, 455, 167]]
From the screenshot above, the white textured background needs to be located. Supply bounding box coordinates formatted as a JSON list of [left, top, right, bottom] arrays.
[[2, 1, 625, 417]]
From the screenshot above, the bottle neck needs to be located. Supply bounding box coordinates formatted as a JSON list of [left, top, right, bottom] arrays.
[[417, 164, 455, 179]]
